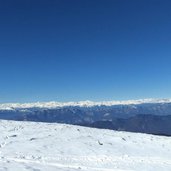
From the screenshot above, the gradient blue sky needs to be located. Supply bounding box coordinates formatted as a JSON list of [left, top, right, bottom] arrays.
[[0, 0, 171, 102]]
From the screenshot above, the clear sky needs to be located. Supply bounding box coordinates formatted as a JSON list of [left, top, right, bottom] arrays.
[[0, 0, 171, 103]]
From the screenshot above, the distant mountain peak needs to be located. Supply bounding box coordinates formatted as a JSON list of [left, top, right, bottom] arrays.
[[0, 98, 171, 110]]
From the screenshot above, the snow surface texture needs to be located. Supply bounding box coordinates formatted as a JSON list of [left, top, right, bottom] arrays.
[[0, 121, 171, 171], [0, 98, 171, 110]]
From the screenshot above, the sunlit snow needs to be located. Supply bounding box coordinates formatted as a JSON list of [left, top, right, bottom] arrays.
[[0, 120, 171, 171], [0, 98, 171, 110]]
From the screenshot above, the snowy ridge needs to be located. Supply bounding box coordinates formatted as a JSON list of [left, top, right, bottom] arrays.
[[0, 98, 171, 110], [0, 120, 171, 171]]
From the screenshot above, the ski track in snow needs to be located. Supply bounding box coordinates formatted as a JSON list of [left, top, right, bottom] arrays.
[[0, 120, 171, 171]]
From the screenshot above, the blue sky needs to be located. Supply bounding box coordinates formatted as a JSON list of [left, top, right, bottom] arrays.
[[0, 0, 171, 102]]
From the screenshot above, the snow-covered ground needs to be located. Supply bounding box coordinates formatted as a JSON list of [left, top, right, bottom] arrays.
[[0, 120, 171, 171]]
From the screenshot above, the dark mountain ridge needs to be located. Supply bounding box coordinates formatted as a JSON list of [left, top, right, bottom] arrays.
[[0, 102, 171, 136]]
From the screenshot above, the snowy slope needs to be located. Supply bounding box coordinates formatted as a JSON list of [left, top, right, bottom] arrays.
[[0, 120, 171, 171]]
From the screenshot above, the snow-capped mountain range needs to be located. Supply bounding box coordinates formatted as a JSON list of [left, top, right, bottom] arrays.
[[1, 98, 171, 136], [0, 98, 171, 110]]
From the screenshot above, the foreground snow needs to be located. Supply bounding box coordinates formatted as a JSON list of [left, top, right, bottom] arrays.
[[0, 120, 171, 171]]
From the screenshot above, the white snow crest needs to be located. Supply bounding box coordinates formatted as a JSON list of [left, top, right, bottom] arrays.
[[0, 98, 171, 110]]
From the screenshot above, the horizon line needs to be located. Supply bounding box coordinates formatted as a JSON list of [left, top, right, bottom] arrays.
[[0, 98, 171, 110]]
